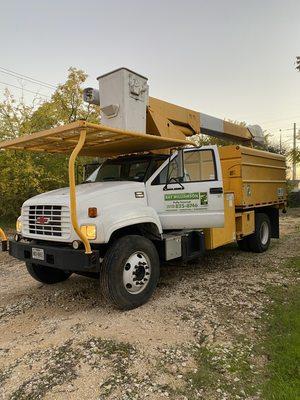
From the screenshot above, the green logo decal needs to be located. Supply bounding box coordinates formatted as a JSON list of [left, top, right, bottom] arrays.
[[200, 192, 208, 205], [164, 192, 208, 211], [164, 192, 199, 201]]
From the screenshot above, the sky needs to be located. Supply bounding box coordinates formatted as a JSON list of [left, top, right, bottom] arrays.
[[0, 0, 300, 151]]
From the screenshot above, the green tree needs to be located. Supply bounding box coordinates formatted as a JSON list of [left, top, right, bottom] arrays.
[[0, 67, 99, 221]]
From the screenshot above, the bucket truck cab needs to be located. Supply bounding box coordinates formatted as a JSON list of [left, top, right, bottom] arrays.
[[0, 68, 287, 310], [9, 145, 226, 309]]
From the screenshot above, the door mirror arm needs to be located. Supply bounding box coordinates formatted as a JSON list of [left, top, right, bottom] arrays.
[[163, 148, 185, 191], [163, 177, 185, 191]]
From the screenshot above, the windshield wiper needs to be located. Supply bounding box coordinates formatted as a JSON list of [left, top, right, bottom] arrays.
[[102, 177, 122, 181], [82, 180, 93, 184]]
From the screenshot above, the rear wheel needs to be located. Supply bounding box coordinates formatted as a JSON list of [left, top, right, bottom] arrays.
[[247, 213, 271, 253], [26, 263, 72, 284], [100, 235, 160, 310]]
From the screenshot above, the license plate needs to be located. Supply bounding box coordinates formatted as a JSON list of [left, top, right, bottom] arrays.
[[32, 248, 45, 261]]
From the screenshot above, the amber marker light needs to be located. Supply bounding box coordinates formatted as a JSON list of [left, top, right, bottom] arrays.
[[88, 207, 98, 218]]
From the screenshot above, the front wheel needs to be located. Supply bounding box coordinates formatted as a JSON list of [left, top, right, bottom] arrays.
[[100, 235, 160, 310], [26, 263, 72, 284]]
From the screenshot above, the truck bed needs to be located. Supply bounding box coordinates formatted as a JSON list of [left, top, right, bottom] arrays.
[[219, 145, 286, 208]]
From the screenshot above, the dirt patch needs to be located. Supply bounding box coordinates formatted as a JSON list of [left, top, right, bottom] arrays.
[[1, 209, 299, 399]]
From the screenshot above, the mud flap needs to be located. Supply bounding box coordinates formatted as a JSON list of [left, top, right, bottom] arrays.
[[1, 240, 8, 252]]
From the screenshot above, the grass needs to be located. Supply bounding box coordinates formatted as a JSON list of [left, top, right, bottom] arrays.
[[10, 341, 79, 400], [188, 343, 257, 398], [261, 257, 300, 400], [81, 337, 134, 359], [190, 347, 220, 388], [7, 338, 137, 400], [187, 257, 300, 400], [285, 256, 300, 273]]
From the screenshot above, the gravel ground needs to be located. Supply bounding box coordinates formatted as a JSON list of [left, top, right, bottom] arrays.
[[0, 209, 299, 400]]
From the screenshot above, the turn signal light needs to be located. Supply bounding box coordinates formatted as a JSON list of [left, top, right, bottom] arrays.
[[88, 207, 98, 218], [80, 225, 97, 240], [16, 217, 22, 233]]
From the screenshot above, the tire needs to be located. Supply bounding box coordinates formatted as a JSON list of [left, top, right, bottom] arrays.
[[247, 213, 271, 253], [237, 237, 250, 251], [100, 235, 160, 310], [26, 262, 72, 284]]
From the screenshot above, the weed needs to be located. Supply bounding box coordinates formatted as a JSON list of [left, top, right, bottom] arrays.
[[10, 341, 79, 400], [260, 257, 300, 400]]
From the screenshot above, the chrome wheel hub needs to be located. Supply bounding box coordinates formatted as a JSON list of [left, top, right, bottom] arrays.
[[260, 221, 269, 245], [123, 251, 151, 294]]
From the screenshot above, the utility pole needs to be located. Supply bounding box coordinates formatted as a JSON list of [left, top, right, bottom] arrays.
[[296, 56, 300, 71], [293, 122, 297, 180]]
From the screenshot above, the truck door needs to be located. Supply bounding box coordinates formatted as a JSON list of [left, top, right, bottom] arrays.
[[146, 146, 225, 230]]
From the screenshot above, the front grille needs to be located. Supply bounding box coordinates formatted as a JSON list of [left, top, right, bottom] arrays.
[[22, 205, 70, 239]]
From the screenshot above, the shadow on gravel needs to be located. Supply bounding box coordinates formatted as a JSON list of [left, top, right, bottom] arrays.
[[0, 236, 284, 316]]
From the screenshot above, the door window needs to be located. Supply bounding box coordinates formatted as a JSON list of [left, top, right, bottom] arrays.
[[183, 150, 217, 182]]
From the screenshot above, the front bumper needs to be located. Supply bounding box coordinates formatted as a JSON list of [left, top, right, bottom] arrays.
[[9, 240, 100, 272]]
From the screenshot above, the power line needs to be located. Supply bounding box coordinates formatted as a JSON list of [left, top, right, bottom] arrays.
[[0, 66, 57, 89], [279, 128, 294, 132], [280, 135, 294, 142], [262, 115, 300, 125], [0, 81, 50, 98], [234, 110, 300, 124], [265, 123, 300, 132]]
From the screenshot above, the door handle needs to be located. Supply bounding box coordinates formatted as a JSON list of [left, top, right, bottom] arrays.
[[210, 187, 223, 194]]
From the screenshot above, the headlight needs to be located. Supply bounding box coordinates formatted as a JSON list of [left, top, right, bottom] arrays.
[[80, 225, 97, 240], [16, 217, 22, 233]]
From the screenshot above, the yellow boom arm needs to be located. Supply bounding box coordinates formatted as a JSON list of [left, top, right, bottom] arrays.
[[148, 97, 264, 145]]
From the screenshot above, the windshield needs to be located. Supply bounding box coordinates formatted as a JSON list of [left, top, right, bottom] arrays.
[[87, 158, 152, 182]]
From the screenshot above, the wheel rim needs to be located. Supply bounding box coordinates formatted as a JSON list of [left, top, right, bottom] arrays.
[[260, 221, 269, 245], [123, 251, 151, 294]]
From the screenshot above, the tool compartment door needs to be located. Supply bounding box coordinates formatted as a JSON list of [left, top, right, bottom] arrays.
[[146, 146, 225, 230]]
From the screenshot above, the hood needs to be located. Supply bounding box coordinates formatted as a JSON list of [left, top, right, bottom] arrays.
[[23, 181, 145, 206]]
